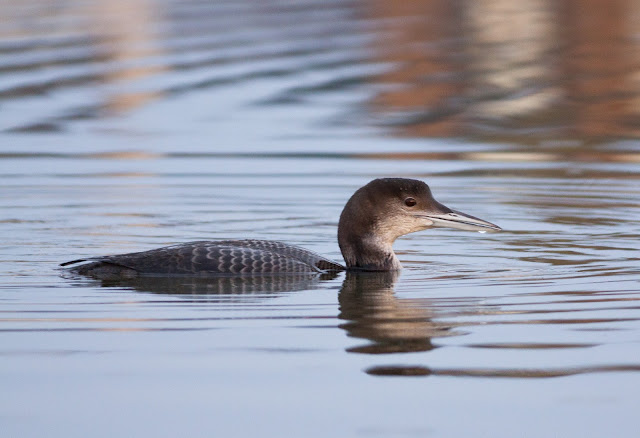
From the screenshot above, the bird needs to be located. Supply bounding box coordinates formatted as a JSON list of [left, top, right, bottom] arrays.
[[61, 178, 501, 278]]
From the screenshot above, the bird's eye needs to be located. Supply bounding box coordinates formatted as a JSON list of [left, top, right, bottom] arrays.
[[404, 197, 417, 207]]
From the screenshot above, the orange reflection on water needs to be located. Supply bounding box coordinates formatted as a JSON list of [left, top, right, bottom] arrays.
[[89, 0, 166, 113], [370, 0, 640, 143]]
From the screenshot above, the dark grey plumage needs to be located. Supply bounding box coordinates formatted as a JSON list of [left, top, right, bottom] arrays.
[[62, 240, 344, 278]]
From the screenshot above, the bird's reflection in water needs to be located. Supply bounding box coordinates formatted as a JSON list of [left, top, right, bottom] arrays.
[[338, 271, 455, 354], [90, 271, 340, 296], [337, 272, 640, 378], [80, 270, 640, 379]]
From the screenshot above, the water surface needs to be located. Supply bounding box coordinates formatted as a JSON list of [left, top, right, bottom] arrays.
[[1, 1, 640, 437]]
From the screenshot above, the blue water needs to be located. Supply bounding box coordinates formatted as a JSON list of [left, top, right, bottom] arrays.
[[2, 1, 640, 437]]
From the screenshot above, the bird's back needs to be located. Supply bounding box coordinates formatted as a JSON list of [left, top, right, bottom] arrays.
[[63, 240, 345, 279]]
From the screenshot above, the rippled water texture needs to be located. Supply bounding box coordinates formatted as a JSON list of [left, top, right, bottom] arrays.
[[1, 1, 640, 437]]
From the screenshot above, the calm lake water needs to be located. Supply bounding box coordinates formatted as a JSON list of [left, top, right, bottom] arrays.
[[1, 1, 640, 437]]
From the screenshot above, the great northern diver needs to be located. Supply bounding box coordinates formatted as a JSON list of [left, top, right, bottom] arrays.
[[62, 178, 500, 278]]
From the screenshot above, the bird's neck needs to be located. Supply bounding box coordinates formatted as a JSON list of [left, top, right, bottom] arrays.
[[337, 189, 403, 271], [338, 230, 401, 271]]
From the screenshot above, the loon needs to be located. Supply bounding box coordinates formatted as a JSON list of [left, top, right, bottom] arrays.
[[62, 178, 501, 278]]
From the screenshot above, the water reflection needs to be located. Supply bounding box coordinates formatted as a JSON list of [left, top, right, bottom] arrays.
[[2, 1, 640, 433], [73, 271, 340, 296], [90, 0, 166, 114], [3, 0, 640, 143], [366, 363, 640, 378], [338, 271, 453, 354], [369, 0, 640, 143], [336, 271, 640, 378], [82, 268, 640, 379]]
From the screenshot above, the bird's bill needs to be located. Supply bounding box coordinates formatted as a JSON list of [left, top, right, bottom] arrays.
[[420, 207, 502, 232]]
